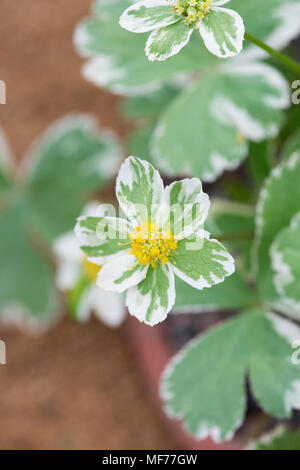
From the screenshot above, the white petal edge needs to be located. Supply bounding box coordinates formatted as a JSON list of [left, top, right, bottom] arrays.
[[213, 0, 230, 4], [172, 236, 235, 289], [55, 260, 81, 292], [119, 0, 179, 33], [146, 23, 193, 62], [74, 216, 133, 266], [97, 252, 148, 293], [126, 264, 175, 326], [90, 286, 126, 328], [53, 232, 82, 262], [82, 55, 161, 96], [116, 156, 164, 225], [163, 178, 210, 239], [199, 7, 245, 58]]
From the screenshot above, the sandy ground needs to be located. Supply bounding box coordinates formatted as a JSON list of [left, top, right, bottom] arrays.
[[0, 0, 177, 449]]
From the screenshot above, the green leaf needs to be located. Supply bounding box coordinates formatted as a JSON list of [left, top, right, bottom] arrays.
[[230, 0, 300, 58], [280, 106, 300, 143], [122, 85, 178, 120], [162, 309, 300, 442], [146, 21, 193, 62], [282, 129, 300, 161], [124, 86, 179, 164], [173, 271, 255, 313], [0, 202, 58, 328], [205, 199, 255, 272], [247, 140, 273, 191], [271, 212, 300, 318], [127, 125, 155, 164], [206, 199, 255, 238], [249, 426, 300, 450], [153, 62, 288, 181], [25, 115, 120, 242], [92, 0, 132, 20], [254, 137, 300, 306]]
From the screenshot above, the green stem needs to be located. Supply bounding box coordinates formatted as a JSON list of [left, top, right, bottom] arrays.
[[245, 32, 300, 76]]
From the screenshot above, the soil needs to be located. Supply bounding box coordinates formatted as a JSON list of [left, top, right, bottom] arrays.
[[0, 0, 177, 450]]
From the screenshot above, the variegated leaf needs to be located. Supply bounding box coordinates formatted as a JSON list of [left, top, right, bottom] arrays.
[[162, 310, 300, 442], [254, 133, 300, 307], [25, 114, 120, 241], [153, 62, 289, 181], [271, 212, 300, 318], [231, 0, 300, 59], [0, 202, 59, 330]]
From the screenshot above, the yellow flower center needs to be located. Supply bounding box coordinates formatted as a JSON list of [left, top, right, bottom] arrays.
[[129, 222, 177, 268], [83, 257, 101, 282], [174, 0, 212, 25]]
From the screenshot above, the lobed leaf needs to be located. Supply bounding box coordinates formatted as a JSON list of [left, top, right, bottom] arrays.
[[162, 309, 300, 442]]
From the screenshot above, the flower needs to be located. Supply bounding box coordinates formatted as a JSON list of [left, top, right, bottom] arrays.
[[75, 157, 235, 326], [119, 0, 244, 61], [53, 203, 125, 328]]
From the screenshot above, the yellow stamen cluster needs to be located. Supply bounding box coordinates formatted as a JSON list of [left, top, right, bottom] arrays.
[[83, 257, 101, 282], [174, 0, 212, 26], [129, 222, 177, 268]]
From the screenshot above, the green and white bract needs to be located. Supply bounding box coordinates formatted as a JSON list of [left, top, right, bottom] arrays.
[[53, 203, 125, 328], [75, 156, 235, 326], [119, 0, 245, 60]]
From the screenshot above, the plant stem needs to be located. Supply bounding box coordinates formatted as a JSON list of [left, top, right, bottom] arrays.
[[245, 32, 300, 76]]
